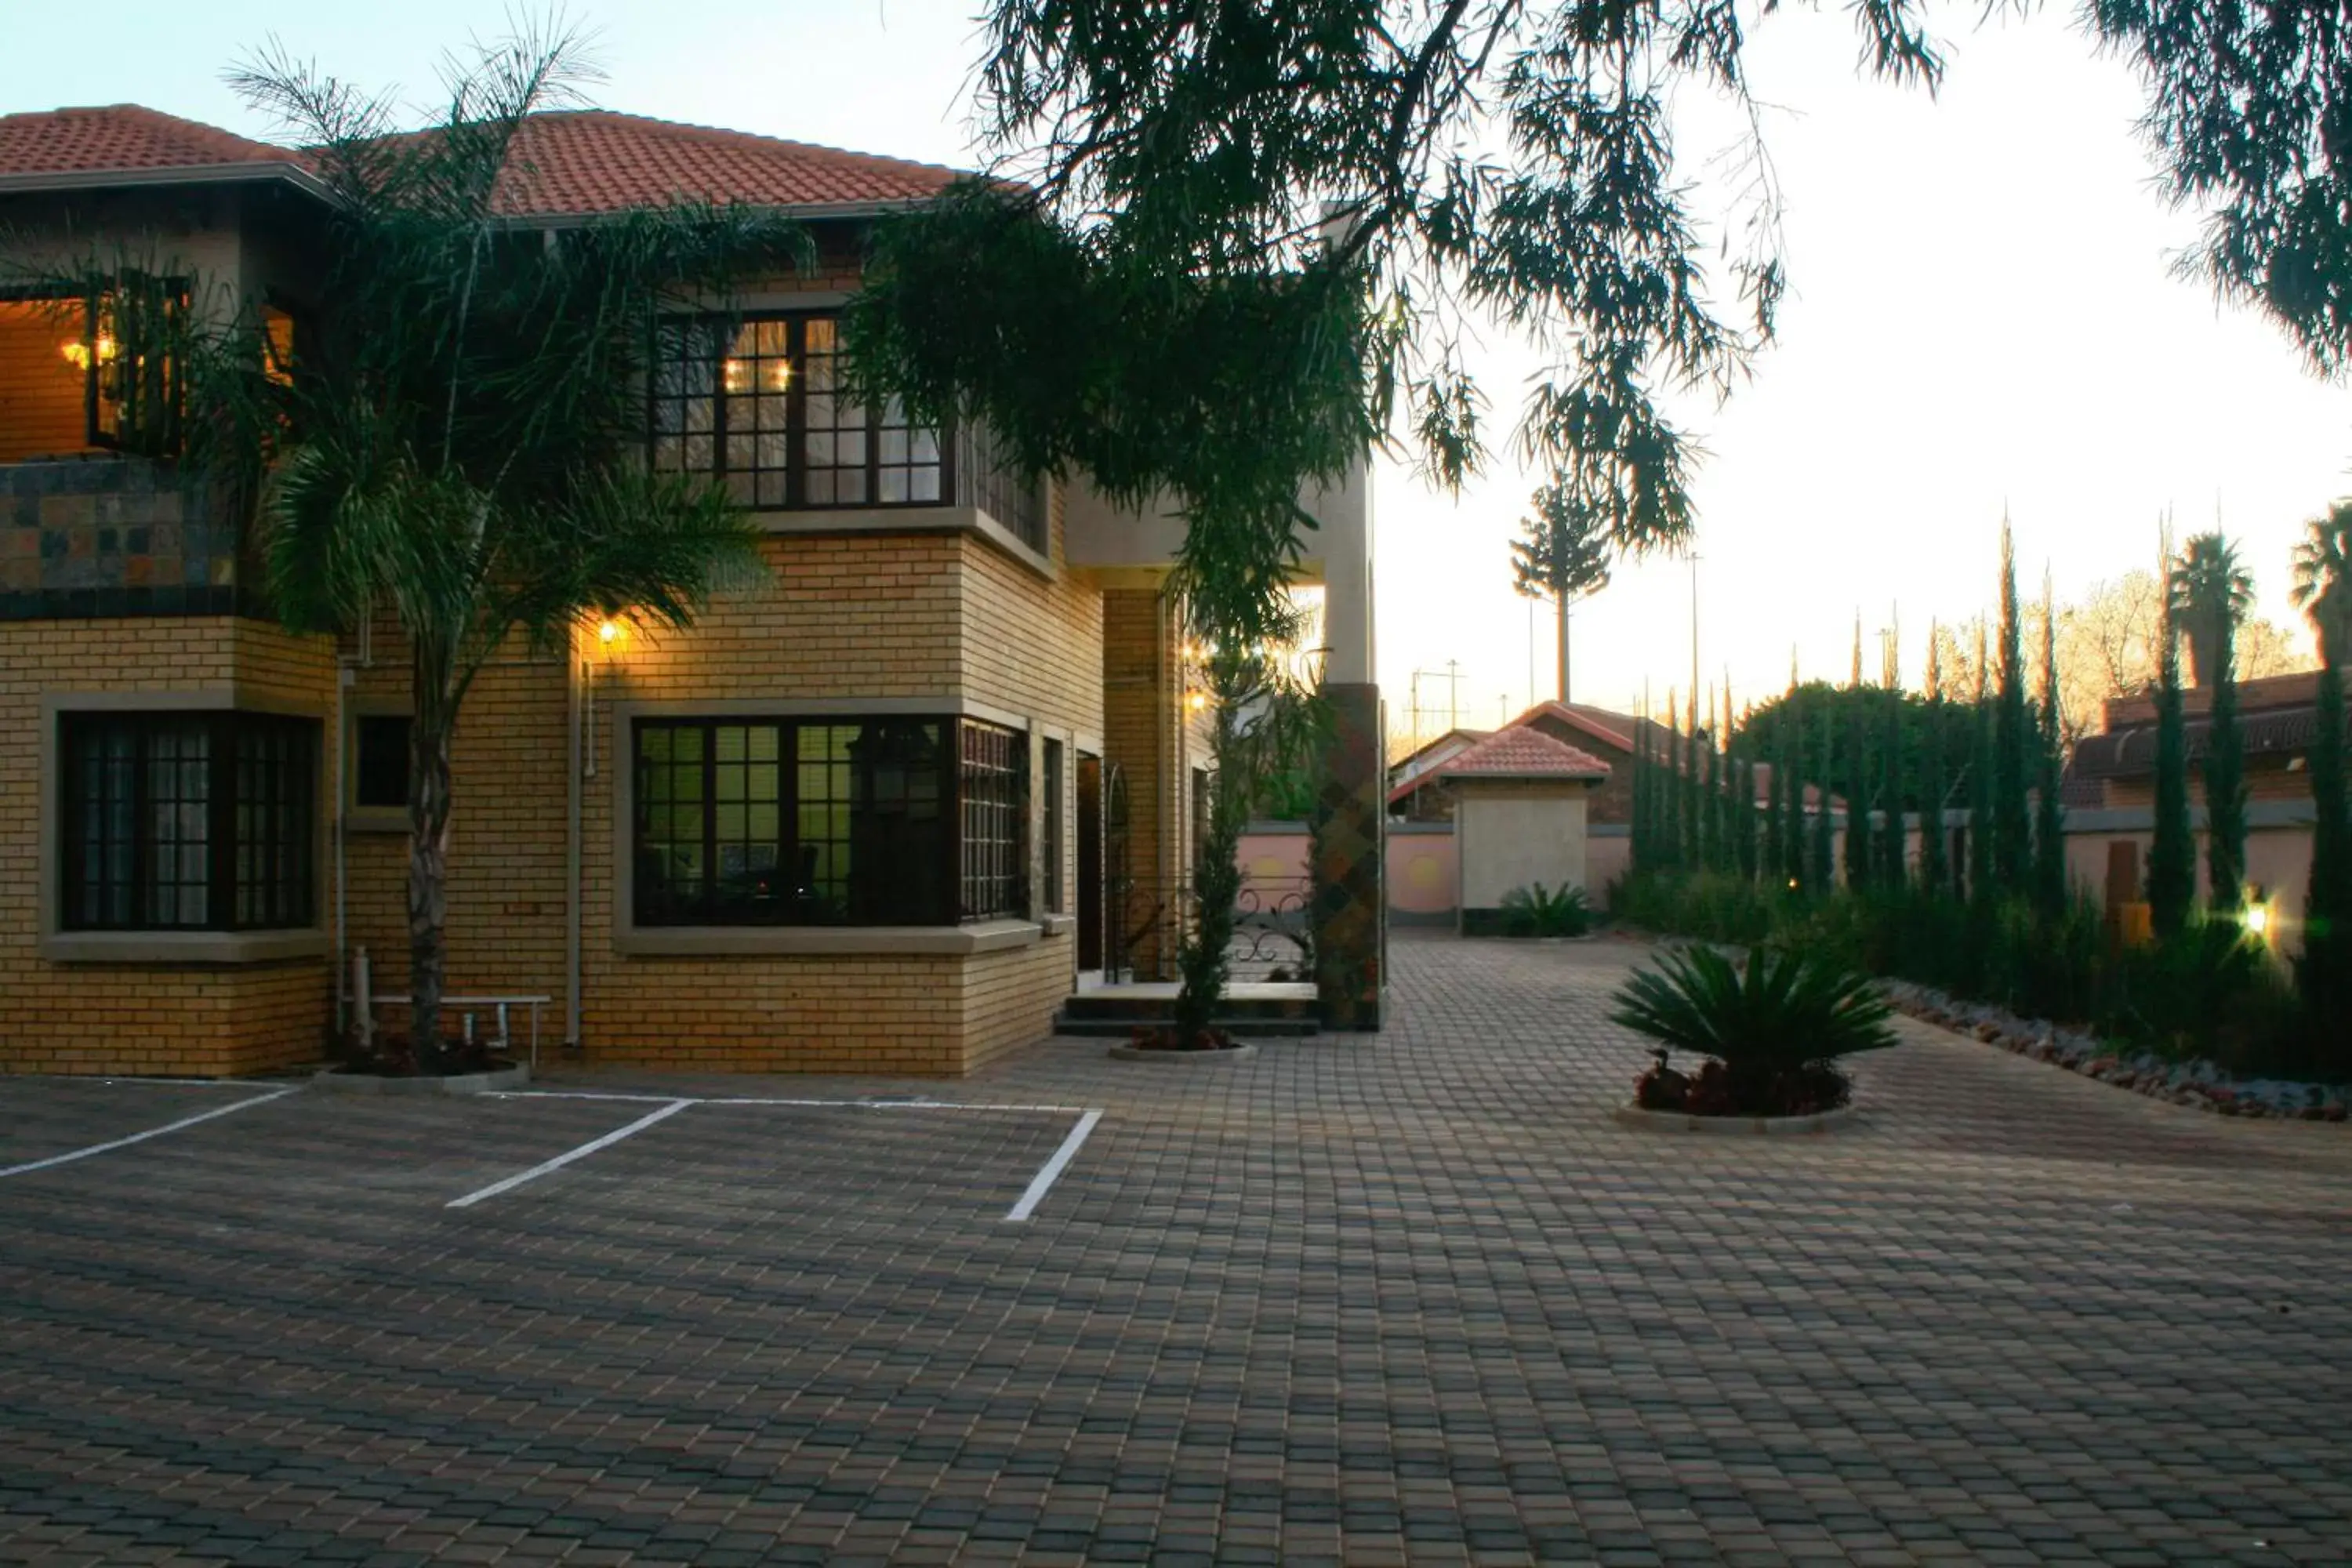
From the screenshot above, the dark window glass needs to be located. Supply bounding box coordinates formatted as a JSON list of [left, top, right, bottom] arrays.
[[60, 711, 317, 931], [960, 724, 1025, 922], [633, 717, 1006, 927], [354, 714, 410, 809], [648, 310, 943, 510], [1042, 738, 1065, 914]]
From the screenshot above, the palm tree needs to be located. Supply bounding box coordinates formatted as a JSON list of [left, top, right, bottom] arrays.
[[115, 28, 804, 1065], [1511, 482, 1613, 704], [2167, 532, 2256, 688], [2291, 501, 2352, 669]]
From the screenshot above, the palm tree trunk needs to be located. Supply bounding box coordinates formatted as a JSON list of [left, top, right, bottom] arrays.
[[408, 650, 457, 1072]]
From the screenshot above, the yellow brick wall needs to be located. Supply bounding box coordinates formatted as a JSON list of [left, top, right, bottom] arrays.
[[341, 616, 572, 1021], [579, 503, 1102, 1074], [0, 617, 336, 1076]]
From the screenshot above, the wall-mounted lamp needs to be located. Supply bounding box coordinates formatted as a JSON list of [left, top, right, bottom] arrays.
[[597, 619, 621, 647]]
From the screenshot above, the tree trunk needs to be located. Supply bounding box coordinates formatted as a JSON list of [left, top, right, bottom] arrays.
[[408, 651, 457, 1072], [1556, 597, 1571, 705]]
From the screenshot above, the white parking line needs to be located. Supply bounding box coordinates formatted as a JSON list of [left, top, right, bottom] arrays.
[[0, 1087, 299, 1179], [488, 1090, 1087, 1113], [1004, 1109, 1104, 1223], [446, 1098, 694, 1209]]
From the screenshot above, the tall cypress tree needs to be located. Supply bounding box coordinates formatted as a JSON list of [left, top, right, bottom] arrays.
[[2032, 576, 2070, 916], [1631, 698, 1650, 870], [2304, 654, 2351, 1066], [1919, 624, 1949, 897], [2205, 609, 2248, 912], [1700, 700, 1722, 873], [1878, 687, 1906, 887], [1762, 720, 1787, 885], [1737, 756, 1758, 882], [1810, 706, 1836, 892], [1844, 709, 1871, 889], [1992, 521, 2033, 887], [2148, 567, 2196, 936], [1663, 690, 1682, 870], [1968, 626, 1995, 906], [1681, 688, 1700, 874], [1782, 708, 1808, 891]]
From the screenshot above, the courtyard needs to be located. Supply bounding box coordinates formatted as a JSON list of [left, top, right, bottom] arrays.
[[3, 930, 2349, 1566]]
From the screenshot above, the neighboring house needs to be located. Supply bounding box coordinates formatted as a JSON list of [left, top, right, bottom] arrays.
[[0, 104, 1381, 1078], [2066, 670, 2331, 810], [1427, 726, 1610, 929], [1385, 727, 1487, 819], [1391, 700, 1672, 824]]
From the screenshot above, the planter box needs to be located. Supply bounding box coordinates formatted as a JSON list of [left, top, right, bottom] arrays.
[[1612, 1102, 1857, 1135], [312, 1063, 529, 1096], [1106, 1044, 1259, 1065]]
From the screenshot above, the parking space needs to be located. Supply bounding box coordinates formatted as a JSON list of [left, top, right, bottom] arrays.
[[5, 934, 2351, 1566]]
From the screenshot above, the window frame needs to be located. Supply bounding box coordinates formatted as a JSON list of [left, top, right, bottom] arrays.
[[56, 708, 320, 935], [630, 713, 1029, 931], [646, 308, 953, 512], [1041, 737, 1065, 915]]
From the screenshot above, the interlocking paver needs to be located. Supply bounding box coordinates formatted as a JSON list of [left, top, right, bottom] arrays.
[[3, 930, 2349, 1564]]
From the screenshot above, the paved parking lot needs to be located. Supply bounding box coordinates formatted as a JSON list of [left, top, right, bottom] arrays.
[[4, 931, 2350, 1566]]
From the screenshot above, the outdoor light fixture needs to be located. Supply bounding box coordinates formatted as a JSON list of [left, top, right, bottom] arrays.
[[597, 619, 622, 646], [2245, 903, 2271, 938], [1186, 691, 1208, 713], [59, 332, 116, 369]]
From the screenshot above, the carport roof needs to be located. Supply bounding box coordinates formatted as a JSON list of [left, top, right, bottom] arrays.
[[1433, 726, 1610, 782]]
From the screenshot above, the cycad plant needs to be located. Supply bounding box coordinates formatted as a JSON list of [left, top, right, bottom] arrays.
[[1613, 945, 1898, 1115], [93, 30, 803, 1065]]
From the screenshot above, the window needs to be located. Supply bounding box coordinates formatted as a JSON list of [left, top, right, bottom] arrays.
[[60, 711, 318, 931], [353, 714, 410, 810], [648, 311, 944, 510], [633, 716, 1026, 927], [1042, 738, 1065, 913]]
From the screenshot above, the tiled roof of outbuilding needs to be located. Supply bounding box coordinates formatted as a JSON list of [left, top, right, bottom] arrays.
[[1434, 725, 1610, 782]]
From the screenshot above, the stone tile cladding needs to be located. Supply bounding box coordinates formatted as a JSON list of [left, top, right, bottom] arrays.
[[1, 459, 242, 619], [1313, 680, 1385, 1028], [0, 617, 336, 1075], [3, 933, 2349, 1563]]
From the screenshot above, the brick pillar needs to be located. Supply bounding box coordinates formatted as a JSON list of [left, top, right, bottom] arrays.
[[1312, 681, 1385, 1029], [1101, 586, 1175, 979]]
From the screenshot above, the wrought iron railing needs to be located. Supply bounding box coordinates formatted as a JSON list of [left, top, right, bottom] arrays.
[[955, 419, 1045, 553]]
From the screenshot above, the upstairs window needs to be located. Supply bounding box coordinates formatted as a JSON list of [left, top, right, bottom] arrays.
[[60, 711, 318, 931], [648, 311, 944, 510], [633, 715, 1028, 928]]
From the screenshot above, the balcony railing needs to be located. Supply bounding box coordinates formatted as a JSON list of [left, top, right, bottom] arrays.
[[955, 419, 1045, 554]]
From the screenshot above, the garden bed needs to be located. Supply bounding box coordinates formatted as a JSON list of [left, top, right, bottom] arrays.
[[1107, 1042, 1258, 1064], [1884, 979, 2350, 1123], [1613, 1102, 1858, 1135]]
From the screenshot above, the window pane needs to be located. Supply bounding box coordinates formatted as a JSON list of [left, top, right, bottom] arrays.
[[354, 714, 408, 809], [957, 720, 1026, 922]]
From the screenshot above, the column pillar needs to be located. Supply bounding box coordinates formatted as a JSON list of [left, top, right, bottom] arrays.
[[1309, 458, 1383, 1029]]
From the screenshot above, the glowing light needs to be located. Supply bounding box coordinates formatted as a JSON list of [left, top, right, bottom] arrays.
[[597, 619, 621, 645], [60, 332, 116, 369], [1185, 691, 1208, 713], [2245, 903, 2270, 938]]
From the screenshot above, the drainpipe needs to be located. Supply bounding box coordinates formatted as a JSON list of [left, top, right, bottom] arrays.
[[332, 612, 375, 1039], [564, 625, 583, 1056]]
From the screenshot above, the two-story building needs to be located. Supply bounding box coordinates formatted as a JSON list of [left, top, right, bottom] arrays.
[[0, 104, 1382, 1079]]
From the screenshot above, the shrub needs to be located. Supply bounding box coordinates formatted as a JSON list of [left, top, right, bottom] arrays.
[[1501, 881, 1592, 938], [1613, 944, 1898, 1115]]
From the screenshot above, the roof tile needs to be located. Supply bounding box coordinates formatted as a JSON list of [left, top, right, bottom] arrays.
[[1433, 726, 1611, 782], [0, 104, 291, 176]]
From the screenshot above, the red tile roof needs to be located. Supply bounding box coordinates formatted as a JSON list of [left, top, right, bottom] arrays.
[[0, 104, 966, 216], [0, 104, 296, 180], [458, 111, 964, 218], [1433, 726, 1610, 782]]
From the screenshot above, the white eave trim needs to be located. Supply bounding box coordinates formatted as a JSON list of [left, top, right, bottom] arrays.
[[0, 161, 335, 202]]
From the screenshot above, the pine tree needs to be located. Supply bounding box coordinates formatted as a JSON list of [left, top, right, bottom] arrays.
[[2032, 575, 2070, 916], [1992, 520, 2033, 887], [1809, 707, 1836, 892], [2148, 565, 2196, 937], [2205, 608, 2248, 911], [1919, 623, 1950, 897]]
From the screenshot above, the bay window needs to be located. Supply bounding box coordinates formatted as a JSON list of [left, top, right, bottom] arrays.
[[633, 715, 1028, 927]]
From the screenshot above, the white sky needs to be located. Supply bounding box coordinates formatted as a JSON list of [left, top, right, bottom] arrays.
[[11, 1, 2346, 746]]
